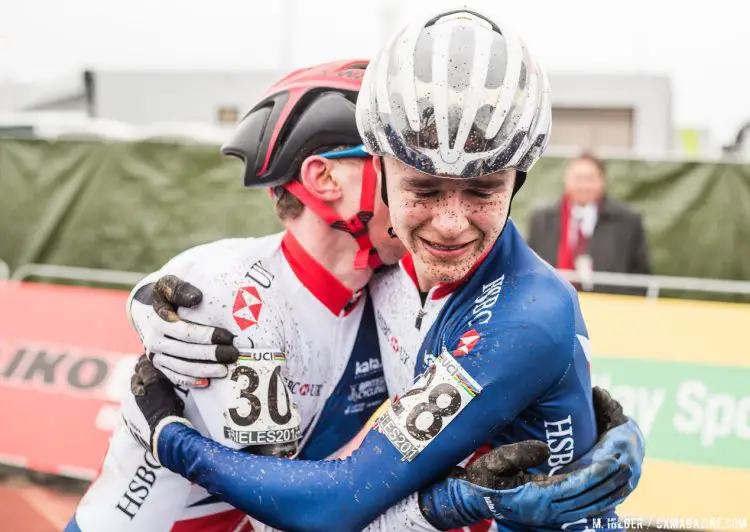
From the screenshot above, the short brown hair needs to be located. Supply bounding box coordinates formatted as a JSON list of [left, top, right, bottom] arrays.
[[273, 144, 355, 221], [575, 151, 606, 177], [274, 188, 305, 220]]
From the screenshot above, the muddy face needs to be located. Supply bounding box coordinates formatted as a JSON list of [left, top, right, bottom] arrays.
[[383, 157, 515, 290]]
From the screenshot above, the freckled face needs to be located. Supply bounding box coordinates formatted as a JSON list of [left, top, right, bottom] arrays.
[[384, 157, 515, 287]]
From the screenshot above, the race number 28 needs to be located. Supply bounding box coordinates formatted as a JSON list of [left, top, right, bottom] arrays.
[[377, 349, 482, 461], [404, 383, 462, 441]]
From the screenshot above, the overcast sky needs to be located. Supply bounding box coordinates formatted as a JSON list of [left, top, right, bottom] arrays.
[[2, 0, 748, 146]]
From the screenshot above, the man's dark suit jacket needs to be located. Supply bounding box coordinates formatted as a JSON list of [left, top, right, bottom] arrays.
[[526, 195, 651, 295]]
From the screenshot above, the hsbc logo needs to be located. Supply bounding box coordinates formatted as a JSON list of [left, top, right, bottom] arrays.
[[390, 336, 399, 352], [453, 329, 480, 357], [233, 286, 263, 330], [468, 275, 504, 327]]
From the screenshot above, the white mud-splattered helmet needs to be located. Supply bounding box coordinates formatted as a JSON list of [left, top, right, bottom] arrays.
[[356, 9, 551, 186]]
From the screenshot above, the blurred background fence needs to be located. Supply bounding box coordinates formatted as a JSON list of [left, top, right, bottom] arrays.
[[2, 138, 749, 296]]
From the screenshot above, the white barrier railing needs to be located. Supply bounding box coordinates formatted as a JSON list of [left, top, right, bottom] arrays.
[[7, 263, 750, 301], [558, 269, 750, 300], [10, 263, 146, 288]]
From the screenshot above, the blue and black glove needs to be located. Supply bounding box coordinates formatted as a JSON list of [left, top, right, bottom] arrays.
[[419, 386, 645, 528], [131, 355, 193, 460]]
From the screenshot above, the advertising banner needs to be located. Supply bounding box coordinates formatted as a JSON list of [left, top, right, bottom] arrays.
[[580, 293, 750, 522], [0, 281, 140, 478]]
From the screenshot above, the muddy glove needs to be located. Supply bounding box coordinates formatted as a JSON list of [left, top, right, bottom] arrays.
[[419, 386, 644, 528], [419, 440, 630, 528], [130, 355, 193, 459], [556, 386, 645, 504], [129, 274, 239, 387]]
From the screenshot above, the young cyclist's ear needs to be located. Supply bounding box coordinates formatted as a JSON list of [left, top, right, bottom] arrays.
[[299, 155, 341, 202]]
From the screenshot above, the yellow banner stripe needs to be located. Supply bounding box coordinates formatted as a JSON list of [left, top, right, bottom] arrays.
[[579, 293, 750, 368], [619, 458, 750, 520]]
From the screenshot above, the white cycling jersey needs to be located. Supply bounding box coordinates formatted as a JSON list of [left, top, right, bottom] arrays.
[[67, 231, 440, 532], [370, 253, 451, 399]]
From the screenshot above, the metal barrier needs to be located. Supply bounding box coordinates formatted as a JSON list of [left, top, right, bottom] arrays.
[[7, 262, 750, 300], [10, 263, 146, 288], [0, 260, 8, 280], [558, 269, 750, 299]]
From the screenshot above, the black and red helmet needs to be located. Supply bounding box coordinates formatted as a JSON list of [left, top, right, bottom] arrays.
[[221, 59, 368, 188], [221, 59, 385, 272]]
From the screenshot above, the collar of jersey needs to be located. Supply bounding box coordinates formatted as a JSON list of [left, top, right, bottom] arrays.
[[399, 246, 493, 300], [281, 232, 362, 316]]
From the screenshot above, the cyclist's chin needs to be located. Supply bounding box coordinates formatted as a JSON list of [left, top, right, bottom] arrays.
[[416, 252, 479, 286]]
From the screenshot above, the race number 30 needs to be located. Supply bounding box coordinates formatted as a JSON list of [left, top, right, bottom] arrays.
[[376, 349, 482, 461], [229, 364, 292, 427], [220, 350, 301, 446]]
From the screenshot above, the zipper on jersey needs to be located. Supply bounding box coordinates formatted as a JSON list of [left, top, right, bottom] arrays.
[[415, 286, 446, 331], [415, 290, 430, 330], [415, 309, 427, 330]]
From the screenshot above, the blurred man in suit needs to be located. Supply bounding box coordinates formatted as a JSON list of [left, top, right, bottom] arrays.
[[527, 152, 651, 295]]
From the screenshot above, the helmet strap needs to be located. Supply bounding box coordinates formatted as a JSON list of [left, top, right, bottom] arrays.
[[512, 171, 527, 198], [283, 158, 384, 271], [380, 156, 389, 207], [380, 156, 398, 240]]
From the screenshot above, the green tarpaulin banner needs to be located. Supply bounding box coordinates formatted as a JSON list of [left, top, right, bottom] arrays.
[[0, 139, 282, 273], [2, 139, 749, 286]]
